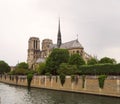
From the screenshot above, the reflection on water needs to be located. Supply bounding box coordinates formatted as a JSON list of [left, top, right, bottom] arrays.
[[0, 83, 119, 104]]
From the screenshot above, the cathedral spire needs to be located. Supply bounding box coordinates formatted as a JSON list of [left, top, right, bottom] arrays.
[[57, 18, 62, 48]]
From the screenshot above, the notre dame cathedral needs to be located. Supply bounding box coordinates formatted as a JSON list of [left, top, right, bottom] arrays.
[[27, 19, 91, 69]]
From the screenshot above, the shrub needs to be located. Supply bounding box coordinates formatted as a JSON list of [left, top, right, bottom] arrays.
[[27, 73, 33, 90], [59, 74, 66, 86], [16, 62, 28, 69], [98, 75, 107, 89], [14, 68, 28, 75], [58, 63, 78, 75], [82, 75, 86, 88], [78, 64, 120, 75]]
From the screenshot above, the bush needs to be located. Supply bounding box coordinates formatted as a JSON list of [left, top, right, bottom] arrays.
[[78, 64, 120, 75], [16, 62, 28, 69], [59, 74, 66, 86], [58, 63, 78, 75], [27, 73, 33, 90], [98, 75, 107, 89], [82, 75, 86, 88], [13, 68, 28, 75]]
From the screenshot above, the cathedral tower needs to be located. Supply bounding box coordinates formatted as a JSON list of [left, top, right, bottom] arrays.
[[41, 39, 53, 58], [42, 39, 53, 51], [57, 19, 62, 48], [27, 37, 40, 69]]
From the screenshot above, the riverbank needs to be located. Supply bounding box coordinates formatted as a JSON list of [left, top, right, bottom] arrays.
[[0, 75, 120, 98]]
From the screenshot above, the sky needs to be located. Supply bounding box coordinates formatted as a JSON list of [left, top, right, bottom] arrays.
[[0, 0, 120, 66]]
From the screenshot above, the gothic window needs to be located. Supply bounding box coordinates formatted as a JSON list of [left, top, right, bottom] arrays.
[[34, 40, 35, 49], [36, 40, 37, 49]]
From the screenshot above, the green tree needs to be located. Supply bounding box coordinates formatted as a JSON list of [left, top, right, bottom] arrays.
[[69, 54, 85, 67], [46, 48, 69, 75], [36, 62, 46, 75], [14, 68, 28, 75], [16, 62, 28, 69], [0, 60, 10, 74], [58, 63, 78, 75], [99, 57, 116, 64], [87, 58, 98, 65]]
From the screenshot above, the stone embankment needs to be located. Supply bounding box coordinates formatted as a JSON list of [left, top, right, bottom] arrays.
[[0, 75, 120, 97]]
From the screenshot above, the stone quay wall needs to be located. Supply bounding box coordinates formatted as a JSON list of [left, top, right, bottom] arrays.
[[0, 75, 120, 97]]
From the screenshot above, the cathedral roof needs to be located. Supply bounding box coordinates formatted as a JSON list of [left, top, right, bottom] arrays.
[[49, 39, 83, 49], [60, 39, 83, 49]]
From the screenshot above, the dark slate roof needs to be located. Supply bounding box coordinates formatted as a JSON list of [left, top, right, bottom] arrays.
[[49, 39, 83, 49]]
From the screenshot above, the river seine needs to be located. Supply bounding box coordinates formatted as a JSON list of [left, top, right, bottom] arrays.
[[0, 83, 119, 104]]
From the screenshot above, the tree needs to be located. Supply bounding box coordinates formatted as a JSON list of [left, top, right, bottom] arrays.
[[36, 62, 46, 75], [14, 68, 28, 75], [57, 63, 78, 75], [0, 60, 10, 74], [99, 57, 116, 64], [87, 58, 98, 65], [46, 48, 69, 75], [69, 54, 85, 67], [16, 62, 28, 69]]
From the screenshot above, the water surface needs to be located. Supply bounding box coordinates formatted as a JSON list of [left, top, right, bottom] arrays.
[[0, 83, 119, 104]]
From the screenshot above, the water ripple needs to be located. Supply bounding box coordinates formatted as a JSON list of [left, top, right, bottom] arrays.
[[0, 83, 119, 104]]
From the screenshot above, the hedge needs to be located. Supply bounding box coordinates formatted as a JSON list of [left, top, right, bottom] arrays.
[[78, 63, 120, 75]]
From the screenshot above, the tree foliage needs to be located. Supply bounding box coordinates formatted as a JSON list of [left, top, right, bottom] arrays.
[[57, 63, 78, 75], [13, 68, 28, 75], [99, 57, 116, 64], [36, 62, 46, 75], [87, 58, 98, 65], [98, 75, 107, 89], [46, 48, 69, 75], [79, 64, 120, 75], [69, 54, 85, 66], [16, 62, 28, 69], [59, 73, 66, 86], [0, 60, 10, 74], [27, 73, 33, 90]]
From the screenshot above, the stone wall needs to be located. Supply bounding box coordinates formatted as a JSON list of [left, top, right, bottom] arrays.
[[0, 75, 120, 97]]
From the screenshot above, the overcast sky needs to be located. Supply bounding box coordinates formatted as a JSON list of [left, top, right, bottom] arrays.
[[0, 0, 120, 66]]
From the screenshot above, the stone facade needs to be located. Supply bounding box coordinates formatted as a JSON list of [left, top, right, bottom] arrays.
[[0, 75, 120, 97], [27, 37, 40, 69]]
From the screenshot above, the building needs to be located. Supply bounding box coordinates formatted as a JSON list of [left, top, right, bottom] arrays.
[[27, 19, 92, 69]]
